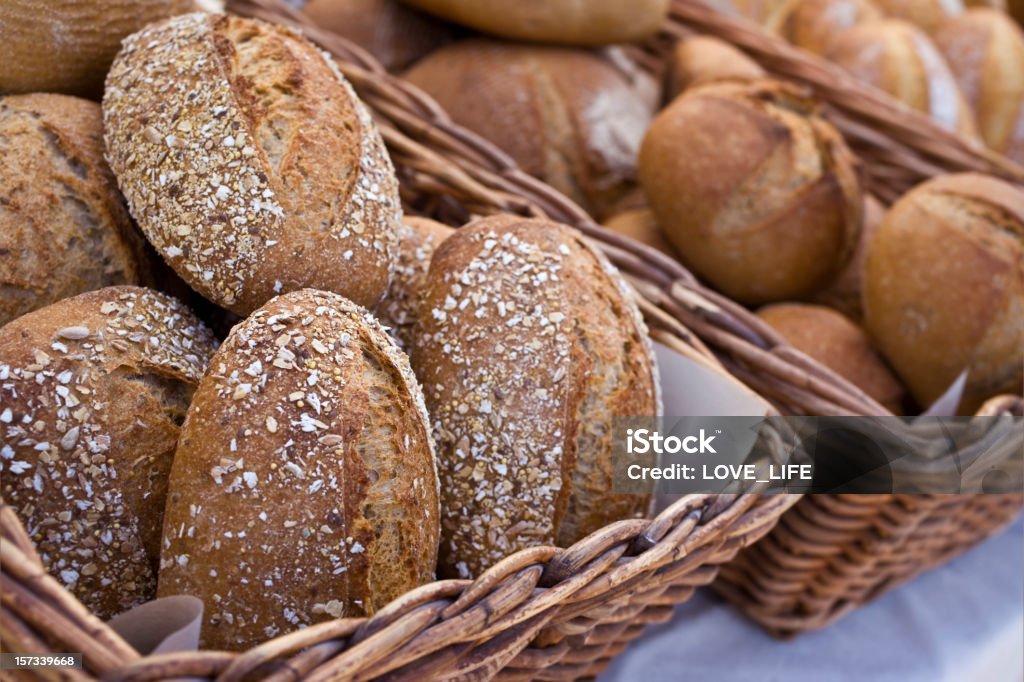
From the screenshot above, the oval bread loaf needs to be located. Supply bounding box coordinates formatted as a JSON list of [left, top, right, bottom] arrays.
[[1, 94, 148, 326], [158, 288, 440, 650], [103, 13, 402, 316], [411, 215, 661, 579], [0, 286, 216, 619]]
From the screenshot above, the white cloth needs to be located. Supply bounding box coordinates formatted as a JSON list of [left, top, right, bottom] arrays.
[[601, 517, 1024, 682]]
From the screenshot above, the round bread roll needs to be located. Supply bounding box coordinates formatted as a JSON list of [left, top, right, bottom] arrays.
[[411, 215, 661, 579], [603, 208, 680, 257], [933, 9, 1024, 164], [0, 0, 193, 97], [667, 36, 766, 98], [103, 13, 402, 317], [159, 289, 439, 649], [1, 94, 148, 327], [303, 0, 454, 72], [872, 0, 965, 31], [757, 303, 906, 413], [638, 79, 863, 304], [827, 20, 979, 138], [864, 174, 1024, 414], [731, 0, 794, 28], [778, 0, 884, 54], [0, 286, 216, 619], [398, 0, 668, 46], [814, 194, 886, 320], [404, 39, 658, 220], [373, 216, 454, 350]]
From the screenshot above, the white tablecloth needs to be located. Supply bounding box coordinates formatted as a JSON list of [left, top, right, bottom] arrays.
[[600, 517, 1024, 682]]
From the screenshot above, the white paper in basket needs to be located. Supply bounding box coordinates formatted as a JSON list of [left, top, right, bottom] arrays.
[[107, 595, 203, 655]]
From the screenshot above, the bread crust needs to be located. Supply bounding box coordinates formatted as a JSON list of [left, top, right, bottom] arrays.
[[1, 94, 147, 326], [103, 13, 401, 316], [411, 215, 660, 578], [0, 286, 216, 619], [667, 36, 765, 98], [158, 288, 439, 650], [778, 0, 884, 55]]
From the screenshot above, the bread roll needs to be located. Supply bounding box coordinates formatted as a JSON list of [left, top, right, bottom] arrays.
[[965, 0, 1006, 8], [778, 0, 884, 54], [731, 0, 794, 28], [405, 40, 657, 220], [398, 0, 669, 46], [159, 289, 439, 649], [0, 287, 216, 619], [411, 215, 660, 578], [1, 94, 147, 326], [864, 174, 1023, 414], [814, 194, 886, 320], [757, 303, 906, 413], [639, 80, 863, 304], [0, 0, 193, 97], [934, 9, 1024, 164], [374, 216, 454, 350], [103, 13, 402, 316], [303, 0, 454, 71], [827, 20, 979, 137], [872, 0, 965, 31], [603, 209, 679, 257], [667, 36, 766, 98]]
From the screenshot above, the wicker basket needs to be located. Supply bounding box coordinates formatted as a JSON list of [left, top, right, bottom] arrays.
[[0, 0, 1020, 678]]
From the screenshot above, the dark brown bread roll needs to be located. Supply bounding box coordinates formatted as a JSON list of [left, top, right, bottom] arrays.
[[639, 79, 863, 304], [159, 289, 439, 649], [0, 287, 216, 619], [1, 94, 147, 326], [864, 174, 1024, 414], [411, 215, 661, 579], [303, 0, 455, 71], [404, 39, 658, 220], [103, 13, 402, 316]]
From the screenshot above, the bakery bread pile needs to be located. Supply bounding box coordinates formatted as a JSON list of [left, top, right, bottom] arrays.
[[1, 0, 1021, 654]]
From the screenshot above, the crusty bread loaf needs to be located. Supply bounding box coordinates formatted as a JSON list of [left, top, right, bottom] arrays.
[[757, 303, 906, 413], [864, 174, 1023, 414], [872, 0, 965, 32], [813, 194, 886, 321], [0, 0, 193, 97], [639, 79, 863, 304], [0, 286, 216, 619], [1, 94, 147, 326], [373, 216, 454, 350], [778, 0, 884, 54], [933, 9, 1024, 164], [398, 0, 669, 46], [103, 13, 402, 316], [603, 208, 680, 257], [159, 289, 439, 649], [404, 39, 658, 220], [411, 215, 660, 578], [827, 19, 979, 138], [303, 0, 454, 71], [667, 36, 766, 98]]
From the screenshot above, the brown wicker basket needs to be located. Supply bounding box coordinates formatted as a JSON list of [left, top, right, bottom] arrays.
[[0, 0, 1020, 678]]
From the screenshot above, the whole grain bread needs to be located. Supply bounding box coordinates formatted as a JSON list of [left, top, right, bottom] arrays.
[[0, 286, 216, 619], [103, 13, 402, 316], [1, 94, 147, 326], [158, 288, 439, 650], [411, 215, 661, 579]]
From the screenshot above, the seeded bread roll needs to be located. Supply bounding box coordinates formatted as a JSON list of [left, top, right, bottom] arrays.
[[813, 194, 886, 320], [373, 216, 454, 351], [639, 79, 863, 304], [0, 287, 216, 619], [933, 9, 1024, 164], [404, 39, 658, 220], [411, 215, 661, 579], [159, 289, 439, 649], [864, 174, 1024, 414], [303, 0, 454, 72], [103, 13, 402, 316], [757, 303, 906, 413], [398, 0, 669, 46], [827, 19, 979, 138], [1, 94, 148, 327], [667, 37, 765, 98], [778, 0, 884, 54], [872, 0, 965, 32], [0, 0, 193, 97]]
